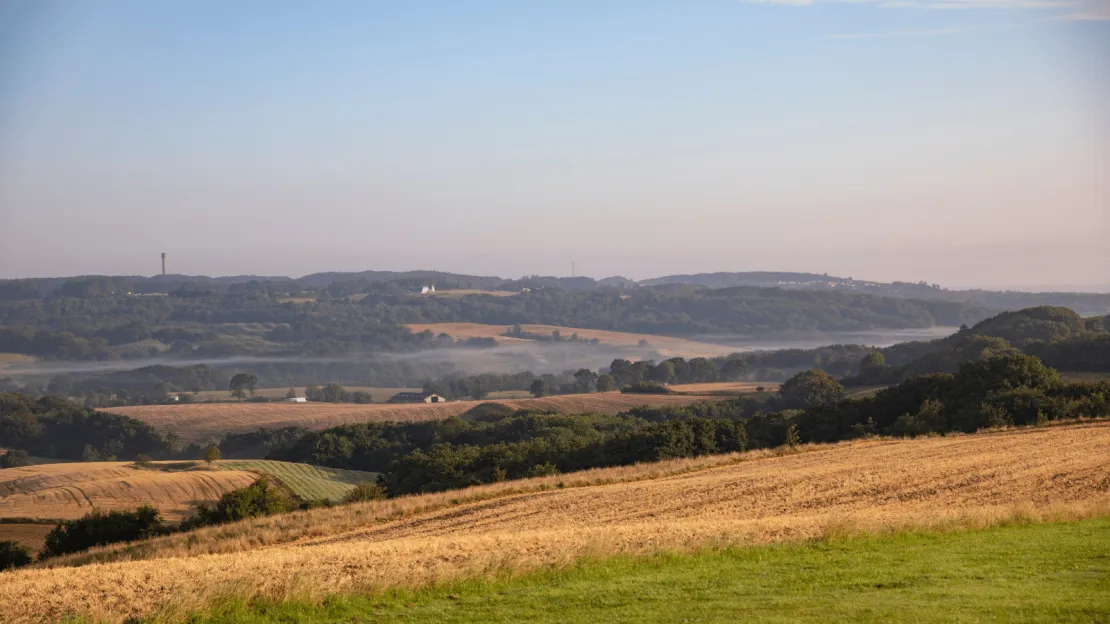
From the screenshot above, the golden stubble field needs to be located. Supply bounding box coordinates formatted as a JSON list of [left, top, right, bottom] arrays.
[[3, 422, 1109, 624], [406, 322, 736, 357], [110, 392, 730, 443], [0, 462, 258, 522]]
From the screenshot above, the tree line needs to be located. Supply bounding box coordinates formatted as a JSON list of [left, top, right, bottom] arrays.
[[270, 353, 1109, 496]]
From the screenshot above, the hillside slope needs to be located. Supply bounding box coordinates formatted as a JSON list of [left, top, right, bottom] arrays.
[[3, 422, 1108, 623], [0, 462, 257, 522]]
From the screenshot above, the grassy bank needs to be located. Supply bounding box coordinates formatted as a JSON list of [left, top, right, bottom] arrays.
[[191, 517, 1110, 623]]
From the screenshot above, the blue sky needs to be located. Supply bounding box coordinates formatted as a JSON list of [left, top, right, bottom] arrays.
[[0, 1, 1107, 288]]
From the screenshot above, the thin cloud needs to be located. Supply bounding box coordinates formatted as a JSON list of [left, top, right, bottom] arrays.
[[825, 26, 971, 38], [1056, 2, 1110, 18], [756, 0, 1110, 24], [753, 0, 1096, 11]]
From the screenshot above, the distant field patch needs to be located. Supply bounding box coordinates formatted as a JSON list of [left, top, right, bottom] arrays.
[[406, 322, 734, 357], [424, 289, 517, 299], [218, 460, 377, 502], [668, 381, 779, 395], [110, 392, 728, 443], [188, 387, 419, 403], [0, 523, 53, 553]]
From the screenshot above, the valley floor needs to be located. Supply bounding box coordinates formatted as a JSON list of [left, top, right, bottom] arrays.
[[194, 518, 1110, 623]]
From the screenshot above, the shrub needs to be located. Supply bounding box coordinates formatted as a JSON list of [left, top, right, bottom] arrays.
[[40, 506, 167, 559], [526, 462, 560, 478], [785, 424, 801, 448], [342, 481, 387, 503], [0, 540, 32, 571], [620, 382, 672, 395], [0, 449, 31, 468], [182, 476, 294, 529]]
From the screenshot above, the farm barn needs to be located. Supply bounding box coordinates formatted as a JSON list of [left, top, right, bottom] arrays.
[[388, 391, 445, 404]]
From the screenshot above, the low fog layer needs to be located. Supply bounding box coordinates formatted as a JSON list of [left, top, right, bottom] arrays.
[[3, 328, 958, 385]]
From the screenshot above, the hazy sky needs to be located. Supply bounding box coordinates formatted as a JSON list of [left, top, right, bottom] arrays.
[[1, 1, 1107, 289]]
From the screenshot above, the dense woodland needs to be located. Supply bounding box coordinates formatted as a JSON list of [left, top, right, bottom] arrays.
[[0, 282, 989, 364]]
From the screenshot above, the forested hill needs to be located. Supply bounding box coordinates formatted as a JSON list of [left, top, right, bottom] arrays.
[[358, 285, 988, 334], [4, 271, 1107, 316], [0, 282, 993, 363], [642, 272, 1110, 316], [843, 307, 1110, 383]]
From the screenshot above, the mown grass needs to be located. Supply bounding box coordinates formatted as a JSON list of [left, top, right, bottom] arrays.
[[187, 518, 1110, 623], [217, 460, 377, 502]]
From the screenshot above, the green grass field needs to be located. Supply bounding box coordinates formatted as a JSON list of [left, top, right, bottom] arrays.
[[217, 460, 377, 502], [188, 518, 1110, 623]]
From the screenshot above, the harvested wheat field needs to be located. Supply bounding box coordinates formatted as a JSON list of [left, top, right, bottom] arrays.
[[0, 523, 54, 552], [110, 392, 724, 443], [407, 322, 735, 357], [668, 381, 779, 394], [3, 422, 1109, 624], [0, 462, 258, 522]]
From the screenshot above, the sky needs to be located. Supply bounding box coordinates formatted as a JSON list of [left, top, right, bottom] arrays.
[[0, 1, 1107, 290]]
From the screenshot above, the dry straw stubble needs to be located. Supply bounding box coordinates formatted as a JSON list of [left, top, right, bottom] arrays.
[[3, 422, 1109, 623]]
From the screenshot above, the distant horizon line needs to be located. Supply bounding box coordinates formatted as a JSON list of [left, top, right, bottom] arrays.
[[1, 268, 1107, 295]]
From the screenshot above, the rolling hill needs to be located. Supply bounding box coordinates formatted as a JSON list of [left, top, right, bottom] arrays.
[[0, 462, 258, 522], [0, 460, 378, 525], [3, 421, 1107, 623]]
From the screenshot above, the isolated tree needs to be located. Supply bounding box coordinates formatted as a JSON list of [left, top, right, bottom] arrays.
[[342, 481, 386, 503], [203, 444, 221, 466], [778, 369, 845, 410], [686, 358, 719, 383], [720, 358, 750, 381], [859, 350, 887, 382], [596, 374, 615, 392], [650, 361, 676, 384], [285, 387, 297, 399], [0, 449, 31, 468], [785, 424, 801, 449], [530, 379, 548, 398], [608, 359, 633, 385], [229, 373, 258, 399], [0, 540, 33, 571], [81, 444, 101, 462], [321, 382, 348, 403], [666, 357, 690, 383], [573, 368, 598, 392]]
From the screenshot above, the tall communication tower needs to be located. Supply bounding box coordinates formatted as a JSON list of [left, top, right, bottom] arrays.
[[161, 253, 166, 275]]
